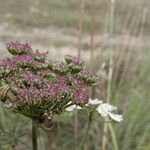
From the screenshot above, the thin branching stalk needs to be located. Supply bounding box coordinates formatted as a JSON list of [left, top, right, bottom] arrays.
[[78, 0, 85, 58], [90, 0, 95, 70], [74, 111, 78, 150], [79, 110, 93, 150], [74, 1, 85, 149], [102, 1, 116, 150], [32, 120, 38, 150], [109, 123, 119, 150], [82, 0, 95, 149]]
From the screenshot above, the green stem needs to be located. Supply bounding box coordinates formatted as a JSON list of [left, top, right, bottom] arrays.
[[79, 110, 93, 150], [102, 1, 115, 150], [109, 123, 119, 150], [32, 120, 38, 150]]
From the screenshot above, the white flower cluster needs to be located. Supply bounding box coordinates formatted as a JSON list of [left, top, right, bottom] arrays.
[[65, 99, 123, 122], [96, 103, 123, 122]]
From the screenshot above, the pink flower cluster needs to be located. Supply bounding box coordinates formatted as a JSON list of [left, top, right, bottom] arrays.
[[6, 41, 32, 55], [65, 55, 84, 66], [0, 58, 15, 69], [0, 41, 97, 126]]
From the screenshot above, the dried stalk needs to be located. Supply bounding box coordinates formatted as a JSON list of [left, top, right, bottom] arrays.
[[83, 0, 95, 149], [74, 0, 85, 149], [102, 1, 115, 150], [78, 0, 85, 58]]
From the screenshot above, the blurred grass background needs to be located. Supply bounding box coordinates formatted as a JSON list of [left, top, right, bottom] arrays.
[[0, 0, 150, 150]]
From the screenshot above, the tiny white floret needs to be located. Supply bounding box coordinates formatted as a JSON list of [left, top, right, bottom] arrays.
[[109, 113, 123, 122], [86, 98, 103, 106], [65, 104, 83, 112]]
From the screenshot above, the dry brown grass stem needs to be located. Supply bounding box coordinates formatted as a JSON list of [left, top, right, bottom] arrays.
[[74, 0, 85, 150], [82, 0, 96, 149], [78, 0, 85, 58], [90, 0, 95, 71], [102, 1, 115, 150]]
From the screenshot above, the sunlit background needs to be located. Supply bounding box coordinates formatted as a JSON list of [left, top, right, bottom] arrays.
[[0, 0, 149, 150]]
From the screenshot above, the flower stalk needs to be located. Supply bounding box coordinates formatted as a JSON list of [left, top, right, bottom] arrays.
[[32, 120, 38, 150], [102, 1, 116, 150], [79, 110, 93, 150]]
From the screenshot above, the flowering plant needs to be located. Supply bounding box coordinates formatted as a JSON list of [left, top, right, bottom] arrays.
[[0, 41, 98, 129], [0, 41, 123, 150]]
